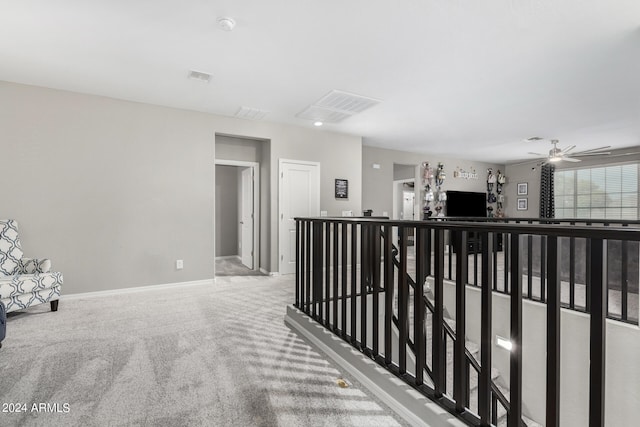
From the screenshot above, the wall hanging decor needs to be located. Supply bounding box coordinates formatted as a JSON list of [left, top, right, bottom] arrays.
[[335, 179, 348, 199], [517, 182, 528, 195], [517, 198, 528, 211]]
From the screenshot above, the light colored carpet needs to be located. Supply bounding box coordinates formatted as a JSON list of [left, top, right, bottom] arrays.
[[215, 257, 264, 277], [0, 276, 407, 427]]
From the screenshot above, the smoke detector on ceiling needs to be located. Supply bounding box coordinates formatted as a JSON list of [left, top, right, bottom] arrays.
[[188, 70, 212, 83], [217, 17, 236, 31]]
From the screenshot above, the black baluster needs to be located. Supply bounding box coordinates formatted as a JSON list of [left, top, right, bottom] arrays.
[[398, 226, 408, 374], [384, 224, 394, 365], [508, 233, 522, 427], [589, 238, 606, 427], [546, 235, 561, 427], [433, 228, 446, 397], [454, 230, 468, 413], [479, 231, 493, 426]]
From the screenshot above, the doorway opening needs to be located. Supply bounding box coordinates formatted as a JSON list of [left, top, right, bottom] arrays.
[[215, 159, 260, 276], [392, 163, 419, 248]]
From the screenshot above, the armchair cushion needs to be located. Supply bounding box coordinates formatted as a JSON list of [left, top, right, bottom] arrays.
[[0, 220, 24, 276], [20, 258, 52, 274], [0, 272, 62, 312]]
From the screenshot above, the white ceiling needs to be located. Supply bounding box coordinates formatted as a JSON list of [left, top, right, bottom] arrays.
[[1, 0, 639, 163]]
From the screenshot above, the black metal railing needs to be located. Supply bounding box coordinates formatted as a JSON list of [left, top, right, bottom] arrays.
[[431, 217, 639, 325], [294, 217, 640, 427]]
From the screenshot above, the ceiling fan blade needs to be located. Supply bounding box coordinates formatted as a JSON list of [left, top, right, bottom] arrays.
[[561, 145, 576, 154], [562, 157, 582, 163], [607, 152, 640, 158], [572, 152, 611, 157], [572, 145, 612, 154], [510, 159, 543, 166]]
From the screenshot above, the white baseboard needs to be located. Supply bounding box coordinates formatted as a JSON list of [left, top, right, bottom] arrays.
[[62, 279, 214, 300]]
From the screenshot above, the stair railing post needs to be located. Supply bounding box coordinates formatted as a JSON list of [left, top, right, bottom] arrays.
[[295, 219, 300, 309], [454, 230, 468, 413], [546, 235, 561, 427], [313, 221, 323, 320], [351, 222, 357, 343], [332, 221, 339, 331], [384, 224, 394, 365], [372, 224, 381, 357], [341, 222, 348, 339], [415, 226, 426, 386], [360, 222, 368, 349], [398, 225, 408, 374], [508, 232, 523, 427], [589, 238, 606, 427], [433, 228, 446, 397], [479, 231, 493, 426], [325, 221, 331, 327]]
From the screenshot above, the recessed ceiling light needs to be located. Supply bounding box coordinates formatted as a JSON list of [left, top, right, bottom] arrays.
[[313, 121, 323, 127], [217, 17, 236, 31]]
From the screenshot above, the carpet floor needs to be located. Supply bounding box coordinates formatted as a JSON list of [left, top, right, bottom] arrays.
[[0, 276, 407, 427], [215, 257, 264, 277]]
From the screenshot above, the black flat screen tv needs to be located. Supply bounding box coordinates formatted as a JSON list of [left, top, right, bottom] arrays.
[[446, 191, 486, 218]]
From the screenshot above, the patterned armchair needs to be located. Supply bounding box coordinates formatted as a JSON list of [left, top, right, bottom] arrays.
[[0, 220, 62, 313]]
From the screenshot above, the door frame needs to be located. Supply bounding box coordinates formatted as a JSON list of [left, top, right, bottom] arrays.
[[392, 178, 415, 245], [214, 159, 260, 272], [279, 158, 321, 274]]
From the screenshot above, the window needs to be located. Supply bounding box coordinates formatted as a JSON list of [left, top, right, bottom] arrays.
[[554, 163, 639, 220]]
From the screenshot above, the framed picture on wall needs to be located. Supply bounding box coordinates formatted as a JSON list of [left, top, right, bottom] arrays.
[[517, 198, 528, 211], [335, 179, 348, 199], [517, 182, 528, 195]]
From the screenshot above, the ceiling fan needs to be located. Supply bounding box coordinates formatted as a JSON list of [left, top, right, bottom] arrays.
[[517, 137, 612, 165]]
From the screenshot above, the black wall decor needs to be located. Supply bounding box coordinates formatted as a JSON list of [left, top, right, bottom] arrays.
[[335, 179, 348, 199]]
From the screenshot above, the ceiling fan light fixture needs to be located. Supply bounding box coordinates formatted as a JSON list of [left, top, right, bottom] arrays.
[[549, 156, 562, 162]]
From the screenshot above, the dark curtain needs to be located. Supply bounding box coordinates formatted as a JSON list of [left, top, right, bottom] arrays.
[[540, 164, 555, 218]]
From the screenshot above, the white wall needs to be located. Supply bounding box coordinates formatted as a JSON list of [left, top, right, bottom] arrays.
[[363, 146, 504, 217], [503, 164, 541, 218], [1, 80, 362, 292], [443, 281, 640, 426]]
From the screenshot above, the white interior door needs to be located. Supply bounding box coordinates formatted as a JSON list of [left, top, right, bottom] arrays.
[[240, 167, 254, 269], [279, 160, 320, 275]]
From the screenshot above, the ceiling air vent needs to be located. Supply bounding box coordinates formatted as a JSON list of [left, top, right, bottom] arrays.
[[188, 70, 212, 83], [296, 90, 381, 124], [315, 90, 381, 114], [235, 106, 269, 121]]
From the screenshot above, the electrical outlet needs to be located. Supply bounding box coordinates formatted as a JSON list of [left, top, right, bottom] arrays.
[[176, 260, 183, 270]]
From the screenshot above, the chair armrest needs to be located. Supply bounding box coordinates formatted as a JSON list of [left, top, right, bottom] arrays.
[[20, 258, 52, 274]]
